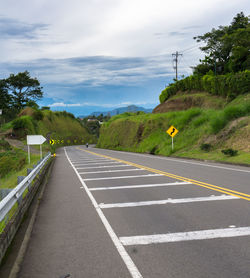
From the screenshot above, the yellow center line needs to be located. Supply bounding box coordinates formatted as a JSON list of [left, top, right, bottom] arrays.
[[76, 147, 250, 201]]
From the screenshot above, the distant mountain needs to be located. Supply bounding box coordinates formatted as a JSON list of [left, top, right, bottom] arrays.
[[89, 105, 152, 117], [78, 105, 152, 118]]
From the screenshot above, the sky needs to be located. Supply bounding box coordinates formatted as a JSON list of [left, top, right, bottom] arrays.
[[0, 0, 249, 116]]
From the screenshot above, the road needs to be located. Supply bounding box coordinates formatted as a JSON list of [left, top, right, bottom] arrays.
[[18, 146, 250, 278]]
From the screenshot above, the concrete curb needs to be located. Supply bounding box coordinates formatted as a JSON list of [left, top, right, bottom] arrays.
[[8, 159, 55, 278]]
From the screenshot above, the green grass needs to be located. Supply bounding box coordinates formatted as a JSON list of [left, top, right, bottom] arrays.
[[0, 121, 12, 132], [167, 92, 226, 109], [176, 149, 250, 164], [97, 94, 250, 165], [0, 152, 42, 234], [1, 109, 96, 147], [0, 152, 40, 189]]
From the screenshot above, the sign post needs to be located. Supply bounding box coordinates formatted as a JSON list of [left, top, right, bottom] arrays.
[[0, 109, 3, 128], [27, 144, 30, 164], [27, 135, 46, 164], [166, 125, 179, 150]]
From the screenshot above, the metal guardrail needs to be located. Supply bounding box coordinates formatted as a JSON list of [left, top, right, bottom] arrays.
[[0, 152, 51, 222]]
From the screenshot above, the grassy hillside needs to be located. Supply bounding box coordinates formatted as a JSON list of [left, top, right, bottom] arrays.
[[0, 109, 96, 181], [3, 108, 96, 148], [153, 92, 227, 113], [97, 93, 250, 164]]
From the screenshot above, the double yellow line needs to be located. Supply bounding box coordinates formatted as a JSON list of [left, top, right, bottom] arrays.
[[77, 147, 250, 201]]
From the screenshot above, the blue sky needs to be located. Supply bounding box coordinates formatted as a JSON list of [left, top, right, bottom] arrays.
[[0, 0, 249, 116]]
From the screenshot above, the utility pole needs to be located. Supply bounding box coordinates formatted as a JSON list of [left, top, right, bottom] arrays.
[[172, 51, 182, 80]]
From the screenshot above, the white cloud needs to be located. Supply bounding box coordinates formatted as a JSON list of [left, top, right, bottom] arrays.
[[0, 0, 248, 62], [1, 0, 248, 113], [49, 102, 81, 107], [48, 101, 156, 108]]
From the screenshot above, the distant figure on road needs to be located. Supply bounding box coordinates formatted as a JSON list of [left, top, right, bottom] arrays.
[[86, 142, 88, 148]]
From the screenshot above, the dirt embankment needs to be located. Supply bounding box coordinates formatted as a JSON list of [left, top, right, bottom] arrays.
[[153, 91, 226, 113]]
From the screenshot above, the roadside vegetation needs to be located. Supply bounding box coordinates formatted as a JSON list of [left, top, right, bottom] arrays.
[[97, 13, 250, 165], [80, 114, 111, 138], [97, 94, 250, 164], [160, 12, 250, 103], [0, 71, 96, 192]]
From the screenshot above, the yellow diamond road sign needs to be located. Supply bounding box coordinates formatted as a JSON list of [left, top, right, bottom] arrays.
[[166, 125, 178, 137]]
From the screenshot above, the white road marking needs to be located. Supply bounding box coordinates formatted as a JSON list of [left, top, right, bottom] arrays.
[[64, 148, 143, 278], [99, 195, 239, 208], [72, 160, 111, 164], [79, 168, 143, 174], [82, 174, 162, 181], [76, 164, 131, 170], [104, 149, 250, 173], [73, 159, 111, 164], [71, 158, 109, 161], [119, 226, 250, 245], [74, 161, 121, 166], [89, 181, 191, 191]]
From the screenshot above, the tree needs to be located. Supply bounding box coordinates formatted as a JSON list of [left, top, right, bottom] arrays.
[[0, 79, 13, 121], [193, 12, 250, 74], [4, 71, 43, 112]]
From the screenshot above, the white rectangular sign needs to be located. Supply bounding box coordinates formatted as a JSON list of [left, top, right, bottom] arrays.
[[0, 109, 2, 115], [27, 135, 46, 145]]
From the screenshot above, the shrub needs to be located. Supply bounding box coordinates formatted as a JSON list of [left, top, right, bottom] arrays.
[[223, 106, 245, 121], [149, 145, 158, 155], [12, 116, 36, 137], [210, 112, 227, 133], [200, 143, 212, 152], [0, 139, 11, 151], [193, 115, 208, 127], [41, 106, 50, 110], [221, 148, 238, 156], [159, 70, 250, 103], [0, 150, 26, 178], [33, 110, 44, 121]]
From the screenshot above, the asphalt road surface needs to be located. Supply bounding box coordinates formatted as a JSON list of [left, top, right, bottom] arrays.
[[18, 146, 250, 278]]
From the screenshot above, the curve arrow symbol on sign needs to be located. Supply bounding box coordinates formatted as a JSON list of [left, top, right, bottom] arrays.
[[170, 128, 175, 135]]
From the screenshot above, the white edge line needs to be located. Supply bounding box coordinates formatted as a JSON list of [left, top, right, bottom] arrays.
[[104, 149, 250, 173], [119, 226, 250, 245], [64, 147, 143, 278], [99, 195, 239, 208], [82, 174, 162, 181], [89, 182, 191, 191]]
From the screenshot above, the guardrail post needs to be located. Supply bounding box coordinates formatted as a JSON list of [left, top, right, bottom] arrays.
[[27, 168, 33, 175], [17, 176, 25, 184], [0, 189, 13, 224], [0, 189, 13, 201], [17, 176, 26, 205]]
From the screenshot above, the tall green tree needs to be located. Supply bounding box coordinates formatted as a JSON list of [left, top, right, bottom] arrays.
[[194, 12, 250, 74], [0, 79, 13, 120], [4, 71, 43, 112]]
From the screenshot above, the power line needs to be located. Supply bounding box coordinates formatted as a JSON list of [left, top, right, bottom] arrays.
[[181, 42, 203, 53], [172, 51, 182, 80], [179, 56, 193, 76]]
